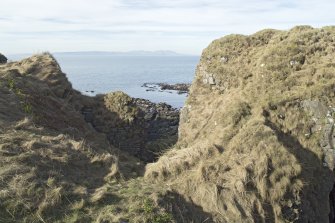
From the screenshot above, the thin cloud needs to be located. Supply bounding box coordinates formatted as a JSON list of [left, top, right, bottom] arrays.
[[1, 0, 335, 54]]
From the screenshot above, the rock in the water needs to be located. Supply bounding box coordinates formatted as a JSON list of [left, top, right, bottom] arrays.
[[142, 82, 190, 94]]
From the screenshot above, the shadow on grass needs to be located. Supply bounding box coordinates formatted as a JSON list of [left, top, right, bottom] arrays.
[[160, 191, 214, 223], [264, 118, 334, 222]]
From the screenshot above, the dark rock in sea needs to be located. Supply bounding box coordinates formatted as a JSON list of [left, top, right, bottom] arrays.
[[159, 83, 190, 93], [177, 90, 188, 95], [142, 82, 191, 94]]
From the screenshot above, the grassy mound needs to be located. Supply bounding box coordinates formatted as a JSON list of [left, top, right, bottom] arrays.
[[146, 26, 335, 222], [104, 91, 140, 123]]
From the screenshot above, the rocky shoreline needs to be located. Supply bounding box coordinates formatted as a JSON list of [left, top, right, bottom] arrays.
[[142, 82, 190, 94]]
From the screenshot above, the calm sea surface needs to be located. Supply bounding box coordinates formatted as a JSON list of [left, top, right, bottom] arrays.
[[21, 54, 199, 108]]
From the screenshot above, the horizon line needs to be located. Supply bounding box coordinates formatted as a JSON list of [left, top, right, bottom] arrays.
[[6, 50, 200, 57]]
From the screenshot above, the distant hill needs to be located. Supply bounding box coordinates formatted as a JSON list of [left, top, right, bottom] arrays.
[[53, 50, 187, 56], [7, 50, 190, 61], [7, 50, 193, 61]]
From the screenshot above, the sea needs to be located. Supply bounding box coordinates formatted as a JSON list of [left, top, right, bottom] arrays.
[[9, 53, 200, 108]]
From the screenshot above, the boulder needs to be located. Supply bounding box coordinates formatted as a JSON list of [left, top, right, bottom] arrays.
[[0, 53, 7, 64]]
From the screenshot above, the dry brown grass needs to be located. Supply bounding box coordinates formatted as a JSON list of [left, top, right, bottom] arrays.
[[0, 122, 122, 222]]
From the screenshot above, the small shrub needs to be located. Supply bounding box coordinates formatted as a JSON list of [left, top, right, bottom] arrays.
[[143, 198, 173, 223], [152, 213, 173, 223], [143, 198, 154, 214], [23, 102, 33, 114], [7, 78, 15, 90]]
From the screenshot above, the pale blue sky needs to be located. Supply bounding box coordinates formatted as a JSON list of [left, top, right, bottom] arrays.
[[1, 0, 335, 55]]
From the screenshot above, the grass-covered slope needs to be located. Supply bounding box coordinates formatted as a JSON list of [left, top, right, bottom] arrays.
[[146, 26, 335, 222], [0, 54, 119, 222], [0, 53, 163, 223]]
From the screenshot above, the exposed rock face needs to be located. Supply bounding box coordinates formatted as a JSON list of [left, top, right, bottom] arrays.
[[0, 53, 7, 64], [302, 100, 335, 169], [146, 26, 335, 222], [134, 98, 179, 161]]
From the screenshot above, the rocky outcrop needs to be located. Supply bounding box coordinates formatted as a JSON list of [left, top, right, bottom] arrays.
[[301, 100, 335, 169], [79, 91, 179, 162], [146, 26, 335, 222], [0, 53, 7, 64], [134, 98, 179, 161], [159, 83, 190, 94]]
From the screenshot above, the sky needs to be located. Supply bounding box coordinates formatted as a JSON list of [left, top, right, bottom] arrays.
[[1, 0, 335, 55]]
